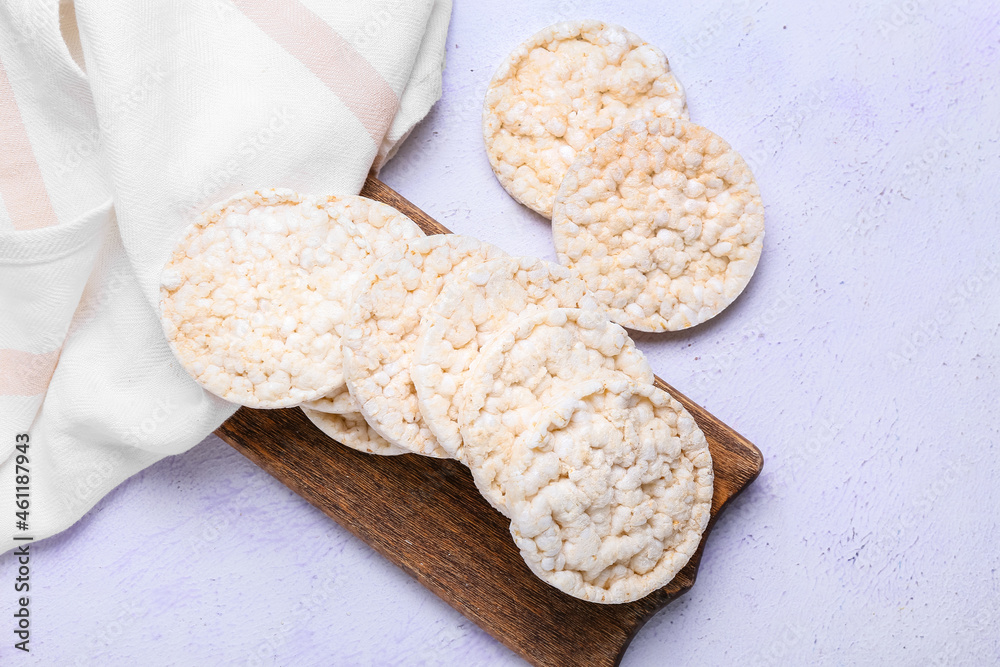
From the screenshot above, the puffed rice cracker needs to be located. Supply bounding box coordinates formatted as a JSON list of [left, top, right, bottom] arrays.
[[160, 189, 372, 408], [483, 20, 688, 217], [324, 194, 425, 262], [552, 118, 765, 332], [302, 408, 407, 456], [343, 234, 506, 457], [459, 307, 653, 513], [412, 256, 599, 460], [505, 375, 713, 604], [300, 195, 425, 411], [301, 384, 360, 414]]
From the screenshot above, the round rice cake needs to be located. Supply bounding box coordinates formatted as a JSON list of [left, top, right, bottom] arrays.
[[343, 234, 506, 458], [324, 194, 425, 265], [302, 408, 406, 456], [504, 375, 713, 604], [160, 189, 372, 408], [551, 118, 765, 332], [459, 307, 653, 513], [483, 20, 688, 218], [300, 384, 360, 414], [412, 255, 599, 460], [299, 195, 423, 410], [326, 195, 424, 249]]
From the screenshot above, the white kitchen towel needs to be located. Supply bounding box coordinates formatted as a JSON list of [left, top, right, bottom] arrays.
[[0, 0, 451, 553]]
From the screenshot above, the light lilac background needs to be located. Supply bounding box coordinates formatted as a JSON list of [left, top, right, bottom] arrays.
[[2, 0, 999, 664]]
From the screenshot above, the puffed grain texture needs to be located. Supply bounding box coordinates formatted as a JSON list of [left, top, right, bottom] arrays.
[[412, 256, 599, 460], [505, 376, 713, 603], [459, 308, 653, 513], [343, 234, 506, 457], [326, 195, 424, 254], [301, 384, 360, 414], [160, 189, 370, 408], [302, 408, 407, 456], [299, 194, 423, 408], [484, 20, 688, 217], [552, 118, 765, 331]]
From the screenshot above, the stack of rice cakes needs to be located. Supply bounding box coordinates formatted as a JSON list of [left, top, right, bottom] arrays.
[[484, 20, 765, 332], [159, 18, 766, 605]]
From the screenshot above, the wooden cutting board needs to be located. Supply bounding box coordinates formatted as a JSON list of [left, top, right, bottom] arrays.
[[215, 176, 764, 667]]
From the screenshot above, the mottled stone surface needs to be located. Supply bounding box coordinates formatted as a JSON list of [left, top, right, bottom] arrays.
[[2, 0, 998, 664]]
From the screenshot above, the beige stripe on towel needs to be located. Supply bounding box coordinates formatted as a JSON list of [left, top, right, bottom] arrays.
[[0, 349, 61, 396], [234, 0, 400, 146], [0, 55, 59, 231]]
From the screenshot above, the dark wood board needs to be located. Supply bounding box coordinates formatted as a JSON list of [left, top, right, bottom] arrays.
[[216, 176, 764, 667]]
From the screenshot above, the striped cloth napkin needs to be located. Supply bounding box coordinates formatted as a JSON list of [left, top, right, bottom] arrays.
[[0, 0, 451, 552]]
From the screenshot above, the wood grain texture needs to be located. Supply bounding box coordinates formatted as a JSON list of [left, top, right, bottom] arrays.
[[216, 176, 764, 667]]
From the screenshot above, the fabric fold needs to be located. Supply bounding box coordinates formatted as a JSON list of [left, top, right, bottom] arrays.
[[0, 0, 452, 554]]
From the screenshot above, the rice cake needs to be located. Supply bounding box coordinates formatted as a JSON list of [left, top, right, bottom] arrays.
[[160, 189, 371, 408], [483, 20, 688, 217], [459, 307, 653, 513], [551, 118, 765, 332], [302, 408, 407, 456], [326, 195, 424, 254], [504, 376, 713, 604], [301, 384, 360, 415], [412, 256, 599, 460], [301, 194, 425, 409], [343, 234, 506, 458]]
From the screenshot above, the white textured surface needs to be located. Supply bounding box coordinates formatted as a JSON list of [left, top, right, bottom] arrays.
[[2, 0, 999, 664]]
